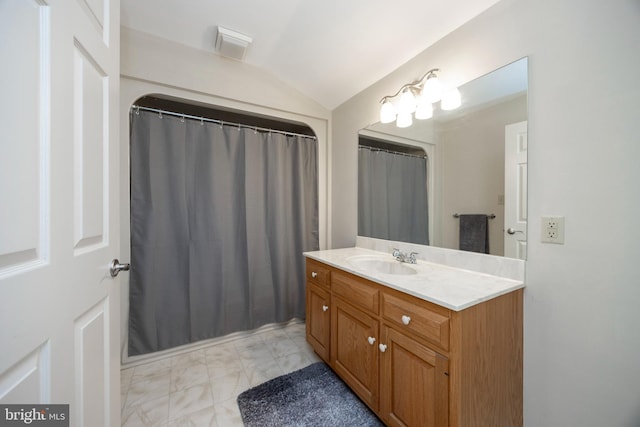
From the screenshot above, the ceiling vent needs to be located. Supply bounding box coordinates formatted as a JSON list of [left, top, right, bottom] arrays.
[[215, 26, 252, 61]]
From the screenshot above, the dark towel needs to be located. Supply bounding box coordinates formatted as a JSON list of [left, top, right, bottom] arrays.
[[459, 214, 489, 254]]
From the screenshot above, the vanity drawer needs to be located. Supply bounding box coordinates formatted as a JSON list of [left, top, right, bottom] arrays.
[[332, 272, 379, 314], [382, 291, 450, 351], [306, 259, 331, 289]]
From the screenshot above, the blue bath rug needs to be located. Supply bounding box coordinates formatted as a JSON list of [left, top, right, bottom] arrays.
[[237, 362, 384, 426]]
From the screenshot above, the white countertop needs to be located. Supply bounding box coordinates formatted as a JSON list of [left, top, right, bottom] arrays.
[[303, 247, 524, 311]]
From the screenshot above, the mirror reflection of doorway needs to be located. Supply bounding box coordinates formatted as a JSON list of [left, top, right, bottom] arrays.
[[504, 120, 528, 260]]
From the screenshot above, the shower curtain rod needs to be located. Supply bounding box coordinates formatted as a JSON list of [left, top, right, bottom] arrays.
[[358, 144, 427, 159], [131, 105, 317, 140]]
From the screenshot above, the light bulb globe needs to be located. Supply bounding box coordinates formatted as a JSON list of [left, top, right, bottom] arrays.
[[397, 89, 417, 114], [415, 99, 433, 120], [421, 76, 443, 103], [396, 112, 413, 128], [380, 100, 396, 123], [441, 88, 461, 110]]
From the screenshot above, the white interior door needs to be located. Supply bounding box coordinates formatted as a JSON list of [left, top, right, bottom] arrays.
[[0, 1, 121, 426], [504, 120, 528, 259]]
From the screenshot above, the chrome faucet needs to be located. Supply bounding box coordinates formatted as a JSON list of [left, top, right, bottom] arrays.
[[392, 248, 418, 264]]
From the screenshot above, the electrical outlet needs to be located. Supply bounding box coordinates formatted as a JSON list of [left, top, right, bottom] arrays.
[[541, 216, 565, 244]]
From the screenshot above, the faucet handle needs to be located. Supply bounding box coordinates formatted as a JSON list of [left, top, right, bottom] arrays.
[[392, 248, 401, 257], [408, 252, 418, 264]]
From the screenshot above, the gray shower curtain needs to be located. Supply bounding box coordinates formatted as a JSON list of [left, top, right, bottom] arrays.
[[358, 147, 428, 245], [128, 110, 319, 356]]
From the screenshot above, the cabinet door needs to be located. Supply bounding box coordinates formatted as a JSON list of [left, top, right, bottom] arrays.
[[331, 296, 379, 411], [306, 282, 331, 361], [380, 325, 449, 427]]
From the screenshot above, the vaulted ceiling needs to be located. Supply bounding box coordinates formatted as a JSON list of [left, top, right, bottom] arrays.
[[121, 0, 501, 110]]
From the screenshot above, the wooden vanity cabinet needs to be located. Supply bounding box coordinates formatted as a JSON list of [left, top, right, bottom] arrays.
[[305, 258, 523, 427]]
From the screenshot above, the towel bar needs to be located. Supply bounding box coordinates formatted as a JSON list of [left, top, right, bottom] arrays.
[[453, 213, 496, 219]]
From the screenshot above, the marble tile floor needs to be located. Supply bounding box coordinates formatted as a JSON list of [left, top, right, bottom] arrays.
[[120, 322, 320, 426]]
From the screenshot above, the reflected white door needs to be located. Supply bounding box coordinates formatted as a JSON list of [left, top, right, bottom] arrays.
[[0, 0, 120, 426], [504, 121, 528, 260]]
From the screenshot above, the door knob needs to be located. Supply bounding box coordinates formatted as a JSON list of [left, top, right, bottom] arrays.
[[322, 305, 329, 312], [109, 259, 130, 278], [379, 344, 387, 353], [311, 271, 318, 278], [368, 336, 376, 345], [401, 315, 411, 325], [506, 228, 523, 235]]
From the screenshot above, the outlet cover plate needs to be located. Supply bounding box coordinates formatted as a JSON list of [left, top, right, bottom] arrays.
[[541, 216, 565, 244]]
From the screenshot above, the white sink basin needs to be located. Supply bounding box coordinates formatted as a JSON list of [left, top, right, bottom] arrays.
[[347, 255, 417, 276]]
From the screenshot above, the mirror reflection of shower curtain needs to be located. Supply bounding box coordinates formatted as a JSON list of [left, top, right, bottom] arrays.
[[128, 110, 319, 356], [358, 147, 428, 245]]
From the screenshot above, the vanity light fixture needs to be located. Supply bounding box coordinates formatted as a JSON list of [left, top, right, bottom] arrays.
[[379, 68, 461, 126]]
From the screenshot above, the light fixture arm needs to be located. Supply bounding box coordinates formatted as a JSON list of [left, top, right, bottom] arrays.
[[415, 68, 440, 86], [379, 68, 439, 104], [380, 83, 414, 103]]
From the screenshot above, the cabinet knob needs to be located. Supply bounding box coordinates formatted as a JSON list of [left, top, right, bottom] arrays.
[[401, 315, 411, 325], [311, 271, 318, 278], [367, 336, 376, 345], [322, 305, 329, 312], [379, 344, 387, 353]]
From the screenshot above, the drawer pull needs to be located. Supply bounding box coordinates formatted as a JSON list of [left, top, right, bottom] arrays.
[[379, 344, 387, 353], [322, 305, 329, 312], [401, 315, 411, 325], [367, 336, 376, 345], [312, 271, 318, 278]]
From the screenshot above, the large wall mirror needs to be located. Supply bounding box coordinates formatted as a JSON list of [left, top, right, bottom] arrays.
[[358, 57, 528, 259]]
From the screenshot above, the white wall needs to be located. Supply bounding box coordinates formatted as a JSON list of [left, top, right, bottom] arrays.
[[331, 0, 640, 425], [118, 28, 331, 363]]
